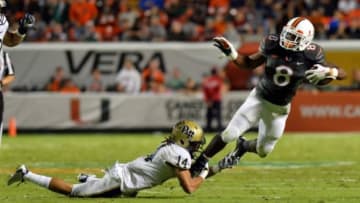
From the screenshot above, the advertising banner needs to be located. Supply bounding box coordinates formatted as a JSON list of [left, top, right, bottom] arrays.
[[286, 91, 360, 132]]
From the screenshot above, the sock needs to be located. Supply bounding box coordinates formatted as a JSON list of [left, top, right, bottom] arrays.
[[24, 171, 52, 188], [203, 134, 227, 158], [245, 139, 258, 153]]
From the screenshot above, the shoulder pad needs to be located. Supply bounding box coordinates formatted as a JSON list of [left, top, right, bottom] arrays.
[[163, 144, 191, 169], [304, 43, 325, 64], [259, 34, 280, 55]]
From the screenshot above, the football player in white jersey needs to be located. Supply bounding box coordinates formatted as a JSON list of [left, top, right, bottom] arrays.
[[8, 120, 210, 197]]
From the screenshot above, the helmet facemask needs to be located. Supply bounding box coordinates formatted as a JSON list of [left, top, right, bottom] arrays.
[[187, 138, 206, 159], [279, 17, 314, 51]]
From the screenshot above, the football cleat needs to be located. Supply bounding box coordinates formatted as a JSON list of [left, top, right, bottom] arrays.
[[8, 164, 28, 186], [217, 137, 247, 170], [77, 173, 96, 183]]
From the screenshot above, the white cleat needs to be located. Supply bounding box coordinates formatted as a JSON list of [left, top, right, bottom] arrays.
[[8, 164, 28, 186]]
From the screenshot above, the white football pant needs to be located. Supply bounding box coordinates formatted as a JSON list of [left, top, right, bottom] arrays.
[[221, 88, 290, 157]]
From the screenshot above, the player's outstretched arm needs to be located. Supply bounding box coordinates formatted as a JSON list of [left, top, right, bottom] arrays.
[[213, 36, 266, 69], [3, 13, 35, 47], [175, 166, 208, 194]]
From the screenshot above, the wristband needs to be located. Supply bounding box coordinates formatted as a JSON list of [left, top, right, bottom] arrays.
[[199, 168, 209, 179], [330, 68, 338, 79], [229, 48, 238, 61]]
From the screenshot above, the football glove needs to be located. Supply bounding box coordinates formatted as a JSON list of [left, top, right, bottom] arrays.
[[305, 64, 338, 85], [190, 153, 208, 176], [213, 36, 238, 60], [18, 13, 36, 35]]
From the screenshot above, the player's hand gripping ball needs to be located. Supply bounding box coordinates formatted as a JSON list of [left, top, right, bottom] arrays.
[[305, 64, 337, 86]]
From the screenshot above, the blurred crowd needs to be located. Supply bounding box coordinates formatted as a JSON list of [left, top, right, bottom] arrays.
[[5, 0, 360, 42], [4, 0, 360, 95], [40, 58, 224, 95], [28, 61, 359, 95]]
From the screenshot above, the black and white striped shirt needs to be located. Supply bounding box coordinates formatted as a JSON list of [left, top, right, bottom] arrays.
[[0, 51, 14, 80]]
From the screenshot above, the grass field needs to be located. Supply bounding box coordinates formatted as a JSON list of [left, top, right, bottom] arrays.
[[0, 132, 360, 203]]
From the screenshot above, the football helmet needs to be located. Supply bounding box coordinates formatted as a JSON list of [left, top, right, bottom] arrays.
[[280, 17, 314, 51], [169, 120, 205, 155], [0, 0, 6, 8]]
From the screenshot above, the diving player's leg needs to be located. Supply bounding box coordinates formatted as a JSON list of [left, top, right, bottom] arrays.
[[8, 164, 122, 197], [71, 173, 121, 197], [8, 165, 72, 195], [256, 110, 288, 158], [71, 163, 122, 197]]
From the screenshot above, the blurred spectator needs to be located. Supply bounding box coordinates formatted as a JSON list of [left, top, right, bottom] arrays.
[[86, 69, 104, 92], [148, 15, 167, 41], [45, 66, 65, 92], [69, 0, 98, 27], [46, 22, 68, 41], [345, 17, 360, 39], [338, 0, 357, 13], [168, 20, 186, 41], [47, 0, 70, 24], [69, 0, 98, 41], [6, 0, 359, 42], [202, 67, 224, 131], [60, 78, 81, 93], [183, 77, 198, 95], [165, 67, 185, 91], [141, 58, 165, 91], [116, 59, 141, 94], [140, 0, 164, 10]]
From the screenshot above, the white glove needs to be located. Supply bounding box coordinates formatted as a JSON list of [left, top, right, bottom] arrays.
[[198, 163, 209, 179], [213, 36, 238, 60], [305, 64, 338, 85]]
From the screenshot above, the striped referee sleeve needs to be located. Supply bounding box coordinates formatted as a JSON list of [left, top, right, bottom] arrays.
[[3, 52, 14, 76]]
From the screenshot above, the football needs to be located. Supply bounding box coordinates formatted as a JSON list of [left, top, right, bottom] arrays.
[[315, 77, 334, 86]]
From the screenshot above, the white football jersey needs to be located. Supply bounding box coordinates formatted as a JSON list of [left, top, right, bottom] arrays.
[[115, 69, 141, 94], [120, 143, 192, 193]]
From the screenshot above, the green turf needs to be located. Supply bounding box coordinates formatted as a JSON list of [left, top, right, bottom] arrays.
[[1, 132, 360, 203]]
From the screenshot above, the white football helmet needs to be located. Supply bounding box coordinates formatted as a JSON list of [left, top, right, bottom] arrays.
[[0, 0, 6, 8], [280, 17, 314, 51]]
